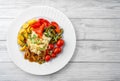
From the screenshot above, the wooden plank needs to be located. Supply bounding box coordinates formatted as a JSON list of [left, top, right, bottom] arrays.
[[72, 41, 120, 62], [0, 62, 120, 81], [0, 0, 120, 18], [73, 19, 120, 40], [1, 18, 120, 40], [2, 40, 120, 62]]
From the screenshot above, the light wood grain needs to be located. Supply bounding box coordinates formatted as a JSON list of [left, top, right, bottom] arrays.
[[73, 19, 120, 40], [0, 62, 120, 81], [1, 19, 120, 40], [0, 0, 120, 18], [1, 41, 120, 62]]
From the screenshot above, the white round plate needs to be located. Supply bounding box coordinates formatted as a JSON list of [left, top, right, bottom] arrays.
[[7, 6, 76, 75]]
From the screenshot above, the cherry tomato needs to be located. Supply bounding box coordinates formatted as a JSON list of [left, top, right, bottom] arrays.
[[51, 21, 60, 33], [45, 55, 51, 62], [48, 44, 54, 50], [57, 39, 64, 47], [31, 21, 41, 28], [54, 47, 61, 54], [51, 53, 56, 58], [39, 18, 50, 27]]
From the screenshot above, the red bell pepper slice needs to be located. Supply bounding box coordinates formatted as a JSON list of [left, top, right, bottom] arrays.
[[31, 21, 41, 28], [51, 21, 60, 33], [39, 18, 50, 27], [33, 23, 45, 39]]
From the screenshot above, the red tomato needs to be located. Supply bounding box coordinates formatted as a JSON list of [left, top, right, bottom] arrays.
[[54, 47, 61, 54], [31, 21, 41, 28], [57, 39, 64, 47], [51, 21, 60, 33], [48, 44, 54, 50], [45, 55, 51, 62], [51, 53, 56, 58], [39, 18, 50, 27]]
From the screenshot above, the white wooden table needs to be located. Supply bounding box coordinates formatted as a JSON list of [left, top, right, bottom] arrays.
[[1, 0, 120, 81]]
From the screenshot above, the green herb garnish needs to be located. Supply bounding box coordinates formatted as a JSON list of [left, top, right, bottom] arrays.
[[44, 26, 63, 44]]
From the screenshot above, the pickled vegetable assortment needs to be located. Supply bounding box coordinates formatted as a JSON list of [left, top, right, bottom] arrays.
[[17, 18, 64, 64]]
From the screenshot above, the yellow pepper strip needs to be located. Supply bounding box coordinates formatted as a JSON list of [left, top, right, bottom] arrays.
[[22, 23, 29, 29], [17, 34, 24, 41], [20, 45, 26, 51], [17, 39, 25, 46], [27, 19, 37, 25], [26, 26, 32, 33], [23, 30, 28, 38]]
